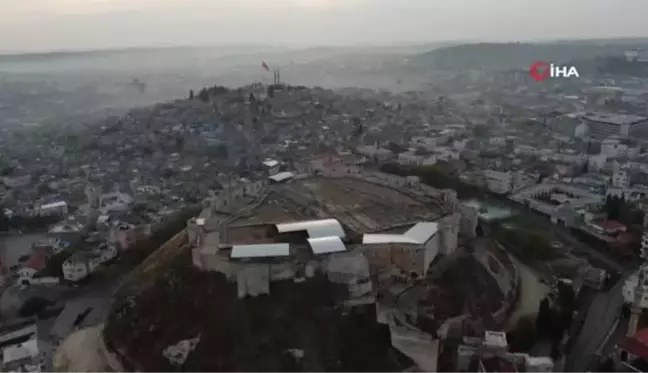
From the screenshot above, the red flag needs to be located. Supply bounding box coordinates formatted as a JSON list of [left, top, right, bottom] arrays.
[[261, 61, 270, 71]]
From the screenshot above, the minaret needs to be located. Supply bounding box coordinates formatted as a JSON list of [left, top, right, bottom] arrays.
[[623, 247, 648, 337], [84, 173, 100, 229]]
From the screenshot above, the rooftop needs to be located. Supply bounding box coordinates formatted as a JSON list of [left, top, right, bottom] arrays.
[[363, 222, 438, 245], [39, 201, 67, 209], [307, 236, 347, 255], [2, 337, 39, 365], [269, 171, 295, 183], [582, 112, 648, 126], [618, 330, 648, 359], [276, 219, 346, 239], [230, 244, 290, 259]]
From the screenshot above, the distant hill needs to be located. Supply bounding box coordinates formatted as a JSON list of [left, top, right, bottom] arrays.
[[0, 45, 288, 63], [411, 41, 648, 71]]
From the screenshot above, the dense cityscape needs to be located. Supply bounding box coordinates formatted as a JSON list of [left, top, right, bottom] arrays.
[[1, 20, 648, 372]]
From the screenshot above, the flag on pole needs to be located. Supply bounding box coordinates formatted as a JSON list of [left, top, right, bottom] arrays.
[[261, 61, 270, 71]]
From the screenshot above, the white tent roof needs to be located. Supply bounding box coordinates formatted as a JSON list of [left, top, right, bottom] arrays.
[[276, 219, 345, 238], [362, 222, 438, 245], [269, 172, 295, 182], [308, 236, 347, 255], [231, 244, 290, 259]]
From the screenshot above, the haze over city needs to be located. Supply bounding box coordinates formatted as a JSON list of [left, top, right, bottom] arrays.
[[2, 0, 648, 53], [3, 0, 648, 371]]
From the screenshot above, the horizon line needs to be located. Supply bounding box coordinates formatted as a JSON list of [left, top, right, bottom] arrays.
[[2, 36, 648, 57]]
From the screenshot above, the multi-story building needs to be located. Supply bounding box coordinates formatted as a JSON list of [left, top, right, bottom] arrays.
[[0, 323, 44, 371], [1, 174, 31, 188], [612, 169, 631, 189], [483, 170, 512, 195], [36, 201, 68, 217], [108, 223, 138, 251], [583, 113, 648, 139], [62, 244, 118, 282]]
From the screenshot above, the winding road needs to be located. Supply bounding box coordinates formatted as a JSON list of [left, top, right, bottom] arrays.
[[564, 275, 628, 372]]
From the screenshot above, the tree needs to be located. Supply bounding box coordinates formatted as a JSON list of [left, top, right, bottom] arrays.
[[189, 90, 194, 100], [197, 88, 209, 102], [473, 125, 491, 138], [18, 297, 53, 318], [0, 207, 8, 232], [508, 316, 538, 352], [175, 137, 185, 151], [536, 297, 552, 332], [597, 358, 616, 373]]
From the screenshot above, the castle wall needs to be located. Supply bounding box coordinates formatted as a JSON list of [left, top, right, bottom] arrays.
[[459, 204, 479, 238], [237, 263, 270, 298], [438, 212, 461, 256]]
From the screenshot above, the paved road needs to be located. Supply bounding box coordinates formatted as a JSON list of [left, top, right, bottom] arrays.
[[564, 275, 628, 372]]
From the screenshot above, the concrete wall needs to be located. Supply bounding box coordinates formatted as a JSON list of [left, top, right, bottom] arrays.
[[201, 251, 233, 278], [479, 244, 521, 327], [206, 180, 269, 212]]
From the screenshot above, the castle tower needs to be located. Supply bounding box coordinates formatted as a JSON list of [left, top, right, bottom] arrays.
[[438, 212, 461, 256]]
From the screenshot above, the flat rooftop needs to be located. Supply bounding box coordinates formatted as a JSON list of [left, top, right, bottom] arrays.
[[582, 112, 648, 126]]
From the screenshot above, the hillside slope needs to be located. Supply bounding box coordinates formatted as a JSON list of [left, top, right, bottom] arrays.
[[412, 42, 648, 71], [104, 249, 411, 372]]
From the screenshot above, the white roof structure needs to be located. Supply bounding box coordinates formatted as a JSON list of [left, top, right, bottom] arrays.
[[276, 219, 346, 239], [39, 201, 67, 210], [308, 236, 347, 255], [2, 337, 39, 364], [362, 234, 420, 245], [263, 159, 280, 168], [230, 244, 290, 259], [269, 172, 295, 183], [362, 222, 439, 245]]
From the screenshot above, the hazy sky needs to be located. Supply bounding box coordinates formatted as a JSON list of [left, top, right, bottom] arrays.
[[1, 0, 648, 53]]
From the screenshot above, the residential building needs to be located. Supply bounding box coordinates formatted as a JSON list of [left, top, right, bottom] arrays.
[[109, 223, 137, 251], [523, 357, 554, 372], [613, 169, 631, 189], [62, 244, 118, 282], [36, 201, 68, 217], [455, 330, 554, 372], [588, 220, 627, 236], [1, 174, 32, 188], [483, 170, 512, 195], [62, 252, 92, 282], [0, 323, 44, 372], [614, 328, 648, 372], [262, 159, 280, 176], [99, 192, 134, 214]]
